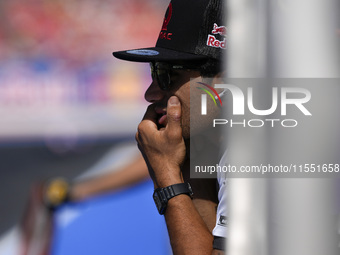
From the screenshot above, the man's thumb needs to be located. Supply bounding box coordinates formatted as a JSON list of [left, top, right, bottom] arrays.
[[166, 96, 182, 134]]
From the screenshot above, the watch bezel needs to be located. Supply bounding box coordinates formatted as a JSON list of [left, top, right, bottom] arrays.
[[153, 183, 193, 215], [153, 189, 167, 214]]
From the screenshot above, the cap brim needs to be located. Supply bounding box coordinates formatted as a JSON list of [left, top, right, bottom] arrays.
[[112, 47, 208, 63]]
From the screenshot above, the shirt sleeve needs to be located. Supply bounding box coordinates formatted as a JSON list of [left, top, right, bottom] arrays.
[[212, 171, 228, 238], [213, 150, 228, 239]]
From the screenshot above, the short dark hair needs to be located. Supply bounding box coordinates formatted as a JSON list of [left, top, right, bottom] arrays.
[[200, 58, 224, 77]]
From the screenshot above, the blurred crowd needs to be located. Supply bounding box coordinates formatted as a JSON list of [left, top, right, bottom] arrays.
[[0, 0, 166, 107], [0, 0, 168, 140], [0, 0, 165, 63]]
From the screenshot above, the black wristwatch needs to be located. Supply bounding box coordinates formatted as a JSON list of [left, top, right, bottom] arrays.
[[153, 183, 193, 215]]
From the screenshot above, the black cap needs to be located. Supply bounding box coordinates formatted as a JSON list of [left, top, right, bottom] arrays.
[[112, 0, 226, 63]]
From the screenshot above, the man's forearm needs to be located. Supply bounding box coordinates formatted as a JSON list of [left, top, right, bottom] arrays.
[[164, 194, 214, 255]]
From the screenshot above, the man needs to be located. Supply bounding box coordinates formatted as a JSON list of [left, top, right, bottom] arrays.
[[113, 0, 227, 254]]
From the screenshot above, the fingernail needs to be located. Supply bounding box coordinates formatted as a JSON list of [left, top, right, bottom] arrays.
[[169, 96, 179, 105]]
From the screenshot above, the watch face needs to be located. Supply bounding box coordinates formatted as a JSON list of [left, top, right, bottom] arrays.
[[153, 190, 166, 214], [153, 192, 161, 209]]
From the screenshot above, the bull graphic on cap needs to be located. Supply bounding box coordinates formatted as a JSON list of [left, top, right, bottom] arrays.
[[161, 3, 173, 31], [212, 23, 226, 36]]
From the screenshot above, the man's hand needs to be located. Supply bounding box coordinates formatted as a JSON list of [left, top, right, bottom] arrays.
[[136, 96, 186, 188], [136, 96, 221, 255]]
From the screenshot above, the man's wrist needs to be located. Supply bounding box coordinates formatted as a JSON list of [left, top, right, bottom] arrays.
[[153, 165, 184, 188], [153, 182, 193, 215], [156, 179, 183, 188]]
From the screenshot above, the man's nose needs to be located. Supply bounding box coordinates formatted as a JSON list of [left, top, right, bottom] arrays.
[[144, 81, 165, 103]]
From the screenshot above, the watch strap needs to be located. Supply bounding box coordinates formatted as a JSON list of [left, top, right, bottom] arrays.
[[153, 183, 193, 215]]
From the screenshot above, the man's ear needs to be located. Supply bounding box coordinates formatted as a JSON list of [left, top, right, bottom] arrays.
[[210, 72, 227, 98], [212, 71, 226, 83]]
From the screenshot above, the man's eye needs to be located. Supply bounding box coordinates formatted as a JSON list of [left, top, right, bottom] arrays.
[[170, 70, 181, 78], [170, 72, 180, 83]]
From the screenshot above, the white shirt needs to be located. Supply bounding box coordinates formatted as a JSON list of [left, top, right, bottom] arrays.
[[212, 151, 228, 238]]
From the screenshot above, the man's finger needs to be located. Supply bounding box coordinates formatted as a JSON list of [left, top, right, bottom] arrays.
[[142, 104, 157, 121], [166, 96, 182, 137], [140, 104, 158, 129]]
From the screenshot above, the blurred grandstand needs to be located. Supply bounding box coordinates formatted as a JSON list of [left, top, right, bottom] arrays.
[[0, 0, 170, 253], [0, 0, 167, 146]]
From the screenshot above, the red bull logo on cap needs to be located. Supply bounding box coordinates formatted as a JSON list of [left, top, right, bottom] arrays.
[[212, 23, 227, 36], [206, 23, 226, 49]]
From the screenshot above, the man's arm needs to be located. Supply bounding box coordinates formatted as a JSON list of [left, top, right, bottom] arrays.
[[165, 191, 214, 254], [136, 96, 224, 254], [212, 249, 226, 255]]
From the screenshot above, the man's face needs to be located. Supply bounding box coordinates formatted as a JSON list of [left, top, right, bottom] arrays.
[[144, 62, 221, 140], [144, 65, 199, 139]]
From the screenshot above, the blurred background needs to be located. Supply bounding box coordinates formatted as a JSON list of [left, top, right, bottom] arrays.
[[0, 0, 168, 239], [1, 0, 338, 254]]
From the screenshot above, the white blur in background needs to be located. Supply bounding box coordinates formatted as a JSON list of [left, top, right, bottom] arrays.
[[226, 0, 340, 255]]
